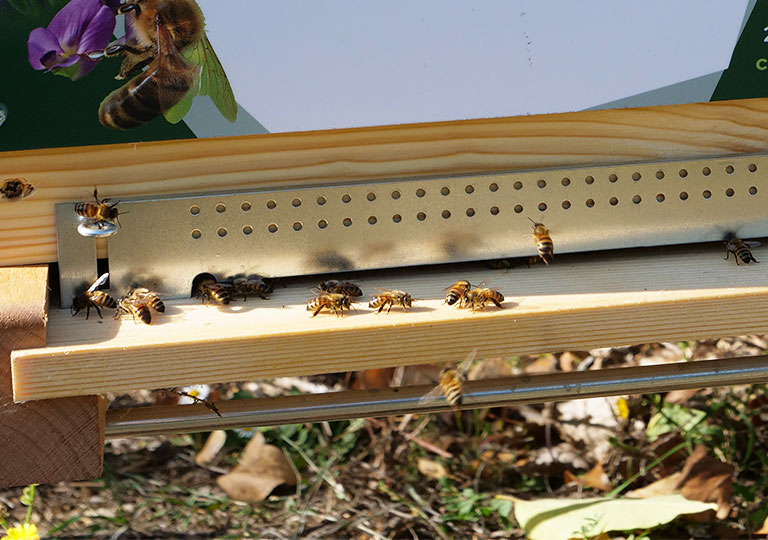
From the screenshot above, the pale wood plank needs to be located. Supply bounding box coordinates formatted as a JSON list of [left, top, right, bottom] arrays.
[[4, 98, 768, 266], [12, 243, 768, 402]]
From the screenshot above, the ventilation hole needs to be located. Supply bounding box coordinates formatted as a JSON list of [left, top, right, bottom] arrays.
[[416, 188, 426, 198], [392, 214, 402, 223], [702, 167, 711, 176], [466, 208, 475, 217], [609, 174, 618, 183], [514, 204, 523, 214], [656, 193, 665, 203], [266, 199, 277, 209], [632, 195, 642, 204], [317, 196, 327, 206], [726, 165, 735, 174], [190, 205, 200, 215], [293, 222, 303, 231], [368, 216, 377, 225], [441, 210, 451, 219], [749, 163, 758, 173], [632, 172, 641, 181], [191, 229, 201, 239], [703, 190, 711, 199], [291, 198, 302, 207], [489, 183, 499, 192], [318, 219, 328, 229], [343, 218, 352, 227], [561, 177, 570, 187], [342, 194, 351, 203], [537, 203, 546, 212], [217, 227, 227, 237], [241, 202, 251, 212], [513, 181, 523, 190], [585, 176, 594, 185], [749, 186, 758, 195], [440, 187, 450, 196], [725, 188, 735, 197], [215, 204, 226, 213], [465, 185, 474, 194], [242, 225, 253, 235], [268, 223, 278, 233], [391, 190, 401, 200], [417, 212, 426, 221], [490, 206, 500, 215], [367, 192, 376, 201], [537, 179, 546, 188], [679, 169, 688, 178], [562, 200, 571, 209], [609, 197, 618, 206], [679, 192, 688, 201], [586, 199, 595, 208], [656, 171, 665, 180]]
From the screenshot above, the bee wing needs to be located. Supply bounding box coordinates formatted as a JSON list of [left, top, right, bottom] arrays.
[[454, 348, 478, 377], [180, 34, 238, 123], [87, 272, 110, 293], [745, 241, 762, 248], [418, 384, 446, 404], [153, 20, 200, 118]]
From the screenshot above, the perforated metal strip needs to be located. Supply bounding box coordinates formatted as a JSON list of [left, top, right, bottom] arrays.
[[56, 154, 768, 302]]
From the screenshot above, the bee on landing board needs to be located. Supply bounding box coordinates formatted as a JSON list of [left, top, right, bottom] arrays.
[[71, 273, 117, 319], [725, 234, 760, 265], [419, 349, 478, 409], [0, 178, 35, 201], [318, 280, 363, 298], [115, 296, 152, 325], [461, 286, 504, 311], [307, 290, 353, 317], [127, 287, 166, 313], [225, 274, 273, 301], [369, 289, 414, 313], [529, 218, 554, 266], [95, 0, 237, 130], [74, 188, 123, 228], [195, 278, 231, 305], [444, 280, 471, 306]]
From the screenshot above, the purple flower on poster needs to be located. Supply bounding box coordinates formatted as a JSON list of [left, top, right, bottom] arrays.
[[27, 0, 119, 80]]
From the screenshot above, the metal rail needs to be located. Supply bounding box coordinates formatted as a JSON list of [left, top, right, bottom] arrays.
[[105, 355, 768, 439]]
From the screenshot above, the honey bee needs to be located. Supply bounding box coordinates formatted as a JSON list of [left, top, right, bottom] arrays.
[[75, 188, 123, 228], [369, 289, 414, 313], [462, 286, 504, 311], [529, 218, 554, 265], [226, 274, 272, 301], [127, 287, 165, 312], [97, 0, 237, 130], [419, 349, 478, 408], [487, 256, 540, 271], [444, 280, 471, 306], [195, 278, 231, 305], [71, 273, 117, 319], [0, 178, 35, 200], [725, 234, 760, 265], [318, 280, 363, 297], [115, 296, 152, 325], [307, 291, 353, 317]]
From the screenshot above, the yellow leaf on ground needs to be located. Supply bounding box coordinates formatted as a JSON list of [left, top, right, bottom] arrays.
[[418, 458, 448, 480], [755, 515, 768, 535], [195, 430, 227, 466]]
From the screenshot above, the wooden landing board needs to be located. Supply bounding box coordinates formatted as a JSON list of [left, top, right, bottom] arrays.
[[11, 243, 768, 402], [4, 97, 768, 266], [0, 266, 104, 487]]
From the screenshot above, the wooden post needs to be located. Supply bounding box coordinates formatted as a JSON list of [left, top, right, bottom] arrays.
[[0, 266, 104, 488]]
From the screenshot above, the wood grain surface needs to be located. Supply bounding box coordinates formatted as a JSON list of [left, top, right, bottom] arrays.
[[0, 266, 104, 487], [4, 98, 768, 266]]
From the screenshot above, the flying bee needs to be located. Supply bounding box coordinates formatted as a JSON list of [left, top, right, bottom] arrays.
[[0, 178, 35, 200], [419, 349, 478, 409], [75, 188, 123, 228], [127, 287, 165, 313], [71, 273, 117, 319], [725, 234, 760, 265], [226, 274, 272, 301], [444, 279, 471, 306], [462, 286, 504, 311], [307, 290, 353, 317], [318, 280, 363, 297], [114, 296, 152, 325], [529, 218, 554, 266], [96, 0, 237, 130], [196, 278, 231, 305], [369, 289, 414, 313]]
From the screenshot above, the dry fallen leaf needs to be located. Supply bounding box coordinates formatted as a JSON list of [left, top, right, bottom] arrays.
[[563, 462, 612, 492], [217, 432, 298, 502], [664, 388, 701, 404], [626, 472, 683, 499], [755, 514, 768, 535], [195, 430, 227, 466], [417, 458, 448, 480]]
